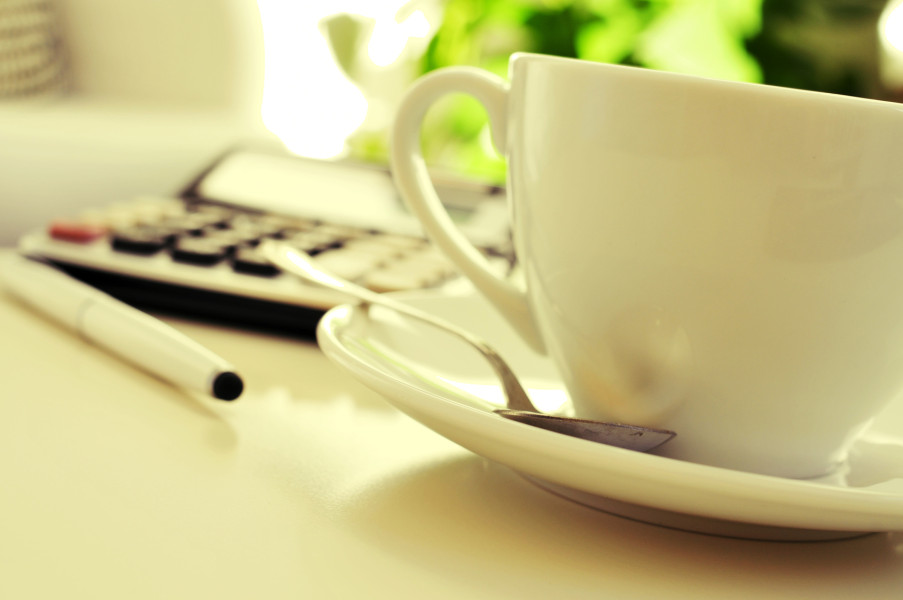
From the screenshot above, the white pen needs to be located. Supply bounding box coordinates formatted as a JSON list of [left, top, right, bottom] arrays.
[[3, 255, 243, 400]]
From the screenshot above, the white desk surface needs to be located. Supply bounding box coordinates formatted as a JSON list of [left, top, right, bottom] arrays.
[[2, 252, 903, 599]]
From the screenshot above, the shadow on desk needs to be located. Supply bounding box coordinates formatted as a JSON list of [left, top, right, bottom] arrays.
[[342, 454, 903, 598]]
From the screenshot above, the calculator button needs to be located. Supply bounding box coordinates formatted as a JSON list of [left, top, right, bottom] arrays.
[[171, 236, 230, 266], [48, 220, 108, 244], [284, 230, 342, 255], [229, 214, 289, 238], [202, 227, 262, 248], [403, 247, 457, 273], [231, 245, 281, 276], [313, 248, 386, 281], [111, 225, 178, 255], [164, 211, 228, 234], [256, 214, 314, 232], [189, 203, 236, 220], [129, 204, 180, 226], [363, 250, 456, 292], [342, 237, 406, 260], [367, 233, 426, 251], [363, 267, 433, 293], [314, 224, 366, 241]]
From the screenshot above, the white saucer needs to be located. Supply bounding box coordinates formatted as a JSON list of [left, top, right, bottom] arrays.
[[317, 291, 903, 541]]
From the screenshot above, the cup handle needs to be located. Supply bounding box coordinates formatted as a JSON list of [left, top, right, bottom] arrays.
[[390, 67, 545, 354]]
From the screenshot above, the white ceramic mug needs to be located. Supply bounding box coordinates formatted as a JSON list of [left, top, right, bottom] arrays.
[[390, 52, 903, 478]]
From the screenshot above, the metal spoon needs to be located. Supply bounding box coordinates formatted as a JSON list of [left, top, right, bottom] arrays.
[[262, 240, 675, 452]]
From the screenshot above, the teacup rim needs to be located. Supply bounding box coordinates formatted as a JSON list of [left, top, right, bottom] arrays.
[[508, 51, 903, 111]]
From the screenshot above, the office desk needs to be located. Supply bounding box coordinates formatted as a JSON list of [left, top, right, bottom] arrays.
[[2, 252, 902, 599]]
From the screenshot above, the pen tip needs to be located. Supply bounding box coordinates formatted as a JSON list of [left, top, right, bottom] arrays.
[[212, 371, 243, 401]]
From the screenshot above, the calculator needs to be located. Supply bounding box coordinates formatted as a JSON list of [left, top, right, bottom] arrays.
[[18, 149, 512, 334]]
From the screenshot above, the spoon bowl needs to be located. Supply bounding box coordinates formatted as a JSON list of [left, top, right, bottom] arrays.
[[262, 240, 675, 452]]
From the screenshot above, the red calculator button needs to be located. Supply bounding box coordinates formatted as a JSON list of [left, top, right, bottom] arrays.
[[48, 221, 109, 243]]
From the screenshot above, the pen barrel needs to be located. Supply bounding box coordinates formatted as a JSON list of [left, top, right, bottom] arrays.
[[80, 300, 233, 395], [4, 256, 240, 399], [4, 257, 92, 326]]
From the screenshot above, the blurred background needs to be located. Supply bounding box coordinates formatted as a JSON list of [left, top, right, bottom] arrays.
[[295, 0, 903, 184], [2, 0, 903, 241]]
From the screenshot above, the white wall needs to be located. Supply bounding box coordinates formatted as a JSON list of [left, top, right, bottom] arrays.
[[0, 0, 271, 244]]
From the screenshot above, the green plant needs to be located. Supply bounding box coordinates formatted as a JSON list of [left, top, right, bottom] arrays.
[[412, 0, 766, 182], [747, 0, 887, 97], [348, 0, 887, 182]]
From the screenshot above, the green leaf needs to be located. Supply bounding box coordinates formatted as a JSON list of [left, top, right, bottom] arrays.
[[635, 0, 763, 82], [576, 9, 644, 63]]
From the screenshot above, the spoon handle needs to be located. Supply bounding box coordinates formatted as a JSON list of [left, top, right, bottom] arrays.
[[263, 241, 538, 413]]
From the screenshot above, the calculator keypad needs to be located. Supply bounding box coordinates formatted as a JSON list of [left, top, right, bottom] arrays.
[[45, 197, 459, 293]]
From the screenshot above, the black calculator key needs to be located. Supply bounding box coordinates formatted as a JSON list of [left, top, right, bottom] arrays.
[[171, 236, 231, 266], [231, 245, 281, 277], [111, 225, 179, 255]]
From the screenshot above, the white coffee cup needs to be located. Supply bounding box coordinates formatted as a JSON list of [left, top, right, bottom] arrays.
[[390, 52, 903, 478]]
